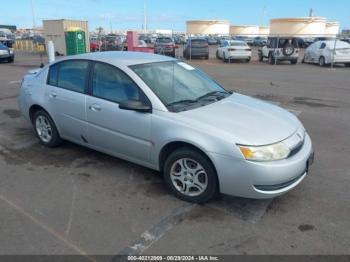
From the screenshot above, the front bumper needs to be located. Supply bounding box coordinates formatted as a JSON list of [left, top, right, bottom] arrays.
[[0, 53, 14, 61], [210, 133, 313, 199]]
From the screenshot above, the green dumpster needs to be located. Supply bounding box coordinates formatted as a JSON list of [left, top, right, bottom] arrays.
[[65, 27, 86, 56]]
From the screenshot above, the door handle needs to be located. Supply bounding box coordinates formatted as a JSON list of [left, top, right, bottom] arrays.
[[49, 92, 57, 98], [89, 104, 101, 112]]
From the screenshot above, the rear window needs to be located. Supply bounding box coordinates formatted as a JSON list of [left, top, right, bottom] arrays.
[[190, 39, 207, 46], [230, 42, 247, 47], [157, 38, 172, 43]]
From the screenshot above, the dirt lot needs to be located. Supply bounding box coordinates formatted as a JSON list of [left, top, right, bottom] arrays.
[[0, 51, 349, 257]]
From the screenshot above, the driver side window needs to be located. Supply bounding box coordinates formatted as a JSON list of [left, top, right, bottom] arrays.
[[92, 63, 140, 103]]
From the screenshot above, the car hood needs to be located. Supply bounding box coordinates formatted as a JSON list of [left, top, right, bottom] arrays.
[[180, 93, 301, 146]]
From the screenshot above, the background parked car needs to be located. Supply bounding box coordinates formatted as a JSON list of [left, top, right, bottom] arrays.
[[154, 37, 175, 57], [183, 38, 209, 59], [259, 37, 299, 65], [100, 34, 124, 51], [234, 36, 254, 46], [253, 37, 267, 47], [303, 40, 350, 67], [216, 40, 251, 63], [0, 42, 14, 63], [207, 37, 218, 45]]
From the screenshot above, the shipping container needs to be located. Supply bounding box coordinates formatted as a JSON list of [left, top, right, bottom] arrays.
[[43, 19, 89, 56]]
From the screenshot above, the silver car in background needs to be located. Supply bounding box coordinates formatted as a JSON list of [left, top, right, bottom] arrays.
[[303, 40, 350, 67], [18, 52, 314, 203]]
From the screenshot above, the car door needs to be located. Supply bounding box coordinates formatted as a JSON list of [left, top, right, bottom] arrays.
[[46, 60, 89, 143], [218, 41, 227, 58], [86, 62, 152, 164], [316, 42, 326, 61]]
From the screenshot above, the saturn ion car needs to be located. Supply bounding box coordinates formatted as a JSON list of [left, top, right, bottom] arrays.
[[18, 52, 314, 203]]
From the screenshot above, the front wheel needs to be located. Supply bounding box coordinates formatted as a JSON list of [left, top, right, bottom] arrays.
[[291, 59, 298, 65], [344, 63, 350, 67], [33, 110, 62, 147], [163, 148, 218, 203]]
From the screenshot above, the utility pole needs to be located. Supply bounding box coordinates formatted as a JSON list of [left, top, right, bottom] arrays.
[[143, 0, 147, 34], [309, 8, 314, 17], [30, 0, 36, 30]]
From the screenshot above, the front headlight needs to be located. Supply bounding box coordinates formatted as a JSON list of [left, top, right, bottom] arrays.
[[9, 50, 14, 54], [238, 142, 290, 162]]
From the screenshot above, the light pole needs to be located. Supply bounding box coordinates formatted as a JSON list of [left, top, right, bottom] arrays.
[[30, 0, 36, 31], [143, 0, 147, 34]]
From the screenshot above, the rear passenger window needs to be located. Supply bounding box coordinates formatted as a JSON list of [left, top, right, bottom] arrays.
[[47, 64, 58, 86], [92, 63, 140, 103], [56, 61, 89, 93]]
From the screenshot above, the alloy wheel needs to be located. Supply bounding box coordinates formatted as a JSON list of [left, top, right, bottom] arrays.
[[35, 115, 53, 143], [170, 158, 208, 197]]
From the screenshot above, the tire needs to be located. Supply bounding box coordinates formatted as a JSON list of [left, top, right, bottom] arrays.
[[291, 59, 298, 65], [33, 110, 62, 147], [319, 56, 326, 67], [245, 57, 251, 63], [163, 147, 218, 203], [223, 52, 228, 63], [345, 63, 350, 67], [282, 44, 295, 56], [258, 52, 263, 62], [268, 53, 275, 65], [205, 54, 209, 60], [7, 58, 14, 63], [216, 50, 220, 59]]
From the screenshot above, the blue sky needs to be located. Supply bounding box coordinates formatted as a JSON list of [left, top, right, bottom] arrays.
[[2, 0, 349, 31]]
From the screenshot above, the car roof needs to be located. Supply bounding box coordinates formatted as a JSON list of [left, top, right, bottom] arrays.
[[318, 40, 350, 47], [53, 51, 176, 67]]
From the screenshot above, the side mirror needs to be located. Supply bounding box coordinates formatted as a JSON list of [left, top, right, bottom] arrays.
[[119, 100, 152, 113]]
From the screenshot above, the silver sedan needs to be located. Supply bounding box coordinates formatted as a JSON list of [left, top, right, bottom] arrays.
[[18, 52, 314, 203]]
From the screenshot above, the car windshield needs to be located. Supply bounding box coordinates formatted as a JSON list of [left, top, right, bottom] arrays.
[[131, 61, 230, 112]]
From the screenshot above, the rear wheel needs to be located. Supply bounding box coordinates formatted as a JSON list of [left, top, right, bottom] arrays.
[[345, 63, 350, 67], [258, 51, 263, 62], [291, 59, 298, 65], [33, 110, 62, 147], [245, 57, 251, 63], [163, 147, 218, 203], [319, 56, 326, 67], [216, 50, 220, 59], [223, 52, 228, 63], [7, 58, 14, 63]]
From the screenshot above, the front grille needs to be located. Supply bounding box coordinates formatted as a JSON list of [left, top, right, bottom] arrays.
[[254, 172, 305, 192]]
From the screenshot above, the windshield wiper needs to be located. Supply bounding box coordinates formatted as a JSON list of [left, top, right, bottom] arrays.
[[196, 90, 229, 101], [167, 99, 198, 107]]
